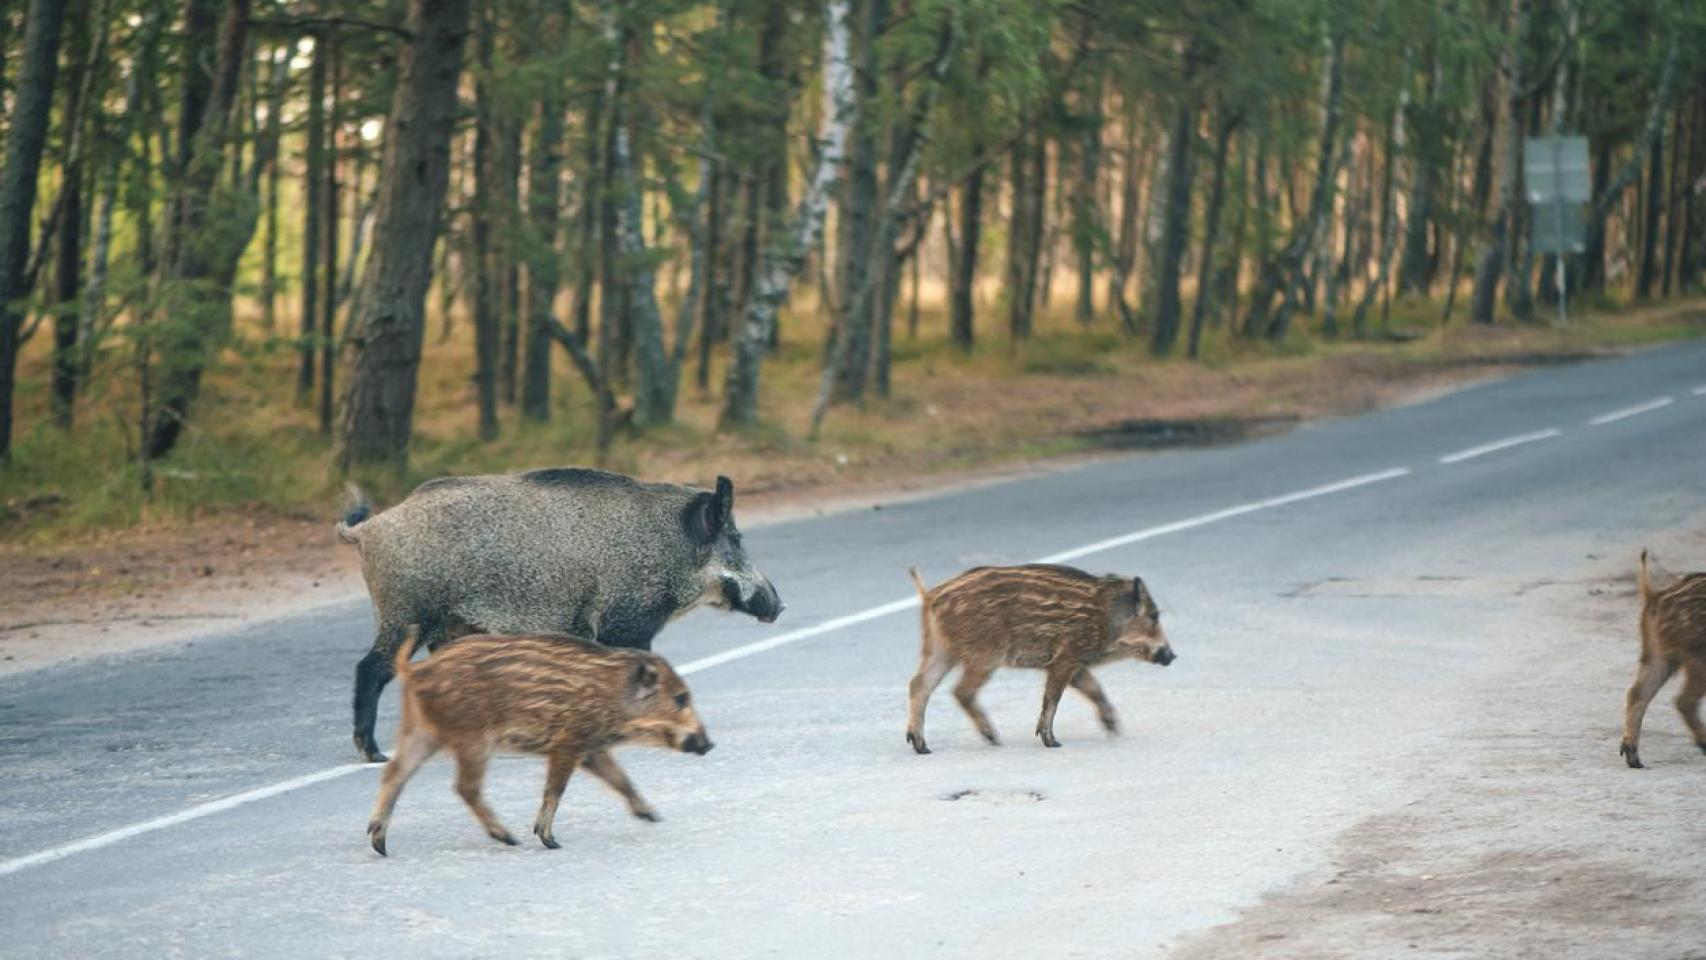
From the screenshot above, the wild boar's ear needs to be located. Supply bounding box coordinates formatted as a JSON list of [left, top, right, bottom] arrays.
[[683, 491, 724, 544], [629, 661, 660, 698], [714, 475, 735, 521]]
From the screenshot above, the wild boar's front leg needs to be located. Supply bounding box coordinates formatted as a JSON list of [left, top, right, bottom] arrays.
[[583, 750, 659, 822], [533, 752, 581, 850], [1036, 660, 1077, 748]]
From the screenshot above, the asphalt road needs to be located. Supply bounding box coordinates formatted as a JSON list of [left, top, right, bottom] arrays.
[[3, 343, 1704, 958]]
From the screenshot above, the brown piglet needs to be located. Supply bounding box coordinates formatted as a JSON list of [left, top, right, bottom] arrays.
[[1620, 550, 1706, 768], [366, 630, 713, 855], [905, 563, 1176, 753]]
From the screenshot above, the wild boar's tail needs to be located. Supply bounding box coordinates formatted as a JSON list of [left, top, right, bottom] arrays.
[[908, 567, 931, 605], [336, 484, 373, 544], [1638, 549, 1652, 602], [392, 625, 420, 680]]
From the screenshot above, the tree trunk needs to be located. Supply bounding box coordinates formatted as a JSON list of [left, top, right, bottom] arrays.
[[1351, 56, 1411, 336], [1151, 41, 1205, 356], [143, 0, 252, 461], [50, 4, 91, 428], [1188, 110, 1236, 358], [1398, 48, 1440, 297], [1636, 118, 1666, 299], [0, 0, 66, 460], [521, 5, 567, 423], [1661, 101, 1686, 297], [319, 36, 341, 436], [499, 117, 522, 405], [1583, 36, 1680, 295], [719, 0, 855, 430], [259, 44, 284, 332], [1243, 30, 1344, 341], [472, 13, 500, 441], [298, 32, 325, 399], [1470, 0, 1525, 327], [811, 7, 954, 433], [828, 0, 884, 403], [336, 0, 473, 472], [1074, 72, 1102, 324]]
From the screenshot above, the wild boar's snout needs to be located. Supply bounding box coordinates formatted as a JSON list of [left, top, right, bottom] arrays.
[[681, 731, 715, 755], [1155, 645, 1177, 666], [747, 577, 784, 623]]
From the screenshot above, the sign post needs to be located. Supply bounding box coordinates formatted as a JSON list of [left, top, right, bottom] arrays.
[[1524, 135, 1591, 326]]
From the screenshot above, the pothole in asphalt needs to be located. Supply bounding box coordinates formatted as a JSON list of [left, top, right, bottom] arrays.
[[941, 789, 1045, 804], [1077, 415, 1300, 452]]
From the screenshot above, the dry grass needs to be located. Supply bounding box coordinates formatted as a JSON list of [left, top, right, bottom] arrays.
[[2, 282, 1703, 550]]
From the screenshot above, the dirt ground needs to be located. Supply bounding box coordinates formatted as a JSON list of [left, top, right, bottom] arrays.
[[0, 326, 1665, 678], [1171, 518, 1706, 960]]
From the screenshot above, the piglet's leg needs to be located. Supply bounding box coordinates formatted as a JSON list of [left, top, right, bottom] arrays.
[[366, 729, 439, 857], [952, 664, 1001, 746], [1674, 663, 1706, 756], [583, 750, 659, 822], [1036, 661, 1076, 748], [533, 753, 581, 849], [453, 747, 516, 846], [1069, 669, 1120, 735], [1621, 652, 1677, 769]]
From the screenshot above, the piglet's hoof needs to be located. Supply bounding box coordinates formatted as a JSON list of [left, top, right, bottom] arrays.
[[1619, 741, 1644, 769], [907, 732, 931, 755]]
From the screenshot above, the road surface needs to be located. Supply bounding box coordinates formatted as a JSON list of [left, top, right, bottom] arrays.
[[3, 343, 1705, 958]]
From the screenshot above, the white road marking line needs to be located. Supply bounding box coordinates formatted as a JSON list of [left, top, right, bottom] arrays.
[[1588, 396, 1673, 425], [0, 764, 369, 878], [0, 465, 1412, 877], [1033, 468, 1412, 566], [1437, 429, 1562, 465], [1692, 385, 1706, 397]]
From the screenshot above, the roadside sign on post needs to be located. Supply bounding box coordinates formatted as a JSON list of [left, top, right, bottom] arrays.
[[1525, 135, 1591, 326]]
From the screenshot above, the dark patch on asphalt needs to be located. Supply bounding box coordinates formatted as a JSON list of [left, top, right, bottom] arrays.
[[941, 789, 1045, 803], [1078, 416, 1302, 452]]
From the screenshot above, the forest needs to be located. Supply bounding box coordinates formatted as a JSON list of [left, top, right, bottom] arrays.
[[0, 0, 1704, 531]]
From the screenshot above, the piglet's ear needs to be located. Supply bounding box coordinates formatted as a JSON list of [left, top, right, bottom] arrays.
[[630, 661, 659, 698], [683, 490, 725, 544]]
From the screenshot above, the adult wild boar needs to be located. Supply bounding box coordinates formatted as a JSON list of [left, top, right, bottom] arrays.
[[337, 468, 782, 761]]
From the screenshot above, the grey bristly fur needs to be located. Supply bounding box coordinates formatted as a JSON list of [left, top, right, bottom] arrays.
[[339, 467, 782, 762]]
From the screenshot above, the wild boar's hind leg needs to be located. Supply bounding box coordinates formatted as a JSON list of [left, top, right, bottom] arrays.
[[583, 750, 659, 822], [952, 664, 1002, 745], [366, 728, 440, 857], [1674, 663, 1706, 755], [452, 747, 516, 846], [352, 621, 411, 763], [1621, 652, 1678, 769], [1036, 660, 1077, 748], [1070, 669, 1120, 734], [533, 752, 582, 850], [906, 645, 954, 755]]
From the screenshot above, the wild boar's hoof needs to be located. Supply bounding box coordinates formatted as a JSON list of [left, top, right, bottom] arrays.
[[367, 821, 388, 857], [906, 732, 931, 755], [1036, 730, 1062, 748], [633, 807, 661, 823], [1100, 715, 1120, 735], [355, 735, 388, 764], [1697, 742, 1706, 757], [536, 833, 561, 851], [490, 829, 519, 847], [1619, 741, 1644, 769]]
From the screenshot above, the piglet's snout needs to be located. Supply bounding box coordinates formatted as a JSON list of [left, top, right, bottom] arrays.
[[681, 732, 715, 755], [1155, 646, 1177, 666]]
